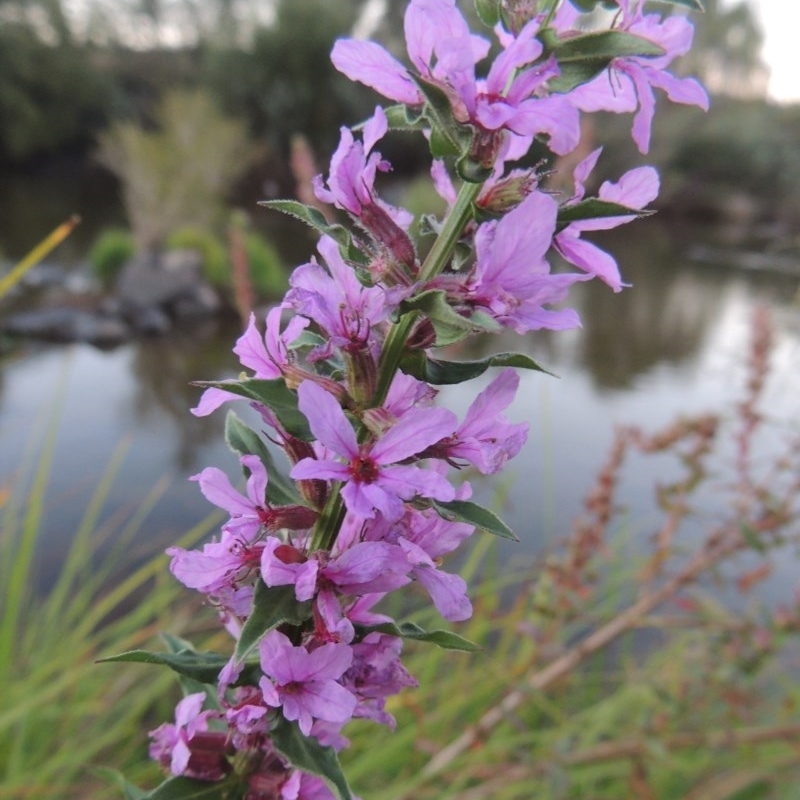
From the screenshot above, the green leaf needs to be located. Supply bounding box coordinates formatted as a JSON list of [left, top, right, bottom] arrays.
[[739, 522, 766, 553], [413, 75, 472, 159], [400, 350, 555, 385], [159, 634, 226, 703], [145, 776, 241, 800], [94, 767, 148, 800], [259, 199, 348, 246], [474, 0, 501, 26], [192, 379, 311, 441], [383, 103, 429, 131], [557, 198, 655, 225], [359, 621, 482, 652], [432, 498, 518, 541], [271, 717, 353, 800], [234, 580, 312, 663], [225, 412, 300, 506], [552, 30, 665, 62], [659, 0, 704, 10], [259, 200, 368, 265], [98, 649, 231, 684], [548, 59, 615, 93], [400, 289, 501, 346], [546, 30, 665, 93]]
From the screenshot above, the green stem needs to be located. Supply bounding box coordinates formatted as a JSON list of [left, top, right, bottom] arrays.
[[541, 0, 560, 29], [373, 179, 482, 407], [310, 487, 345, 553], [309, 179, 481, 553]]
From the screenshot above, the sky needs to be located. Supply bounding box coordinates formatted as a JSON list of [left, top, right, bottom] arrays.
[[745, 0, 800, 102]]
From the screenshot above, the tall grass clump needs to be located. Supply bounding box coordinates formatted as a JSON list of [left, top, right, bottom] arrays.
[[0, 404, 224, 799]]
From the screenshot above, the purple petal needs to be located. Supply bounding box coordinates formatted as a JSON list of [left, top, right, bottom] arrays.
[[415, 566, 473, 621], [599, 166, 660, 212], [190, 467, 254, 516], [325, 541, 406, 587], [304, 642, 354, 682], [362, 106, 388, 154], [290, 457, 349, 483], [371, 406, 457, 464], [298, 680, 357, 727], [555, 232, 622, 291], [297, 380, 358, 458], [331, 39, 422, 105], [190, 386, 240, 417], [379, 465, 455, 503], [240, 454, 268, 507]]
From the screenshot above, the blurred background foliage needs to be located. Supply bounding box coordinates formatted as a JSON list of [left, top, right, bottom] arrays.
[[0, 0, 795, 228]]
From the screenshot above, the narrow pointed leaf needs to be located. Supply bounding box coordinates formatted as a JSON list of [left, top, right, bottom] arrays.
[[545, 30, 665, 93], [383, 103, 428, 131], [400, 289, 501, 346], [225, 412, 300, 506], [359, 621, 482, 652], [159, 634, 227, 703], [558, 199, 655, 225], [259, 200, 368, 264], [413, 75, 472, 158], [432, 498, 518, 541], [551, 30, 665, 63], [192, 379, 311, 440], [234, 580, 312, 663], [259, 199, 348, 245], [474, 0, 501, 26], [271, 717, 353, 800], [98, 649, 230, 684], [401, 350, 554, 385]]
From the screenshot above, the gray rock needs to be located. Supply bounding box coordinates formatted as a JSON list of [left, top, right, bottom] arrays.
[[116, 248, 221, 321], [2, 307, 130, 347]]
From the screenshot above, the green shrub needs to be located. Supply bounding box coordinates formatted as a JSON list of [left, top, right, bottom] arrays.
[[88, 228, 136, 287], [245, 232, 287, 298], [98, 90, 251, 250], [166, 226, 228, 289]]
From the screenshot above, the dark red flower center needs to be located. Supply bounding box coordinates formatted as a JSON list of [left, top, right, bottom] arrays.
[[349, 453, 379, 484]]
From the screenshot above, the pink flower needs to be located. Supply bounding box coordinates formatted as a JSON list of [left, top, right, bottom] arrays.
[[461, 190, 587, 332], [428, 369, 528, 474], [149, 693, 229, 780], [291, 380, 457, 521], [553, 148, 660, 291], [567, 4, 708, 154], [285, 236, 397, 361], [191, 307, 308, 417], [259, 630, 357, 736], [331, 0, 580, 154]]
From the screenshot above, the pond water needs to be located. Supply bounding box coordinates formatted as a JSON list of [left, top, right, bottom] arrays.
[[2, 219, 800, 598]]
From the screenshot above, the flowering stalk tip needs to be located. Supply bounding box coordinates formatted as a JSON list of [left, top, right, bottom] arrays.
[[111, 3, 709, 798]]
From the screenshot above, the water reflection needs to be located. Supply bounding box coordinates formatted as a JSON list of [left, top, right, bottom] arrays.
[[2, 223, 800, 592]]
